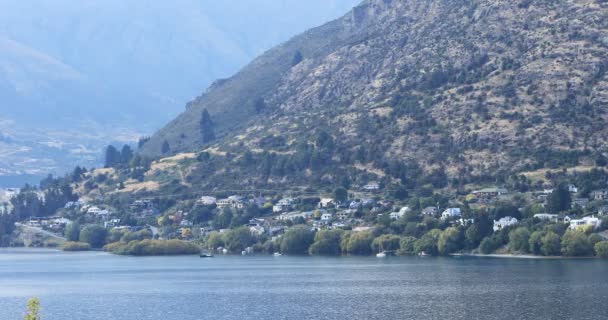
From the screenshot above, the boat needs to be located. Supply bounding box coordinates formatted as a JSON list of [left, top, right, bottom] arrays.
[[200, 251, 214, 258], [376, 252, 387, 258], [273, 252, 282, 257]]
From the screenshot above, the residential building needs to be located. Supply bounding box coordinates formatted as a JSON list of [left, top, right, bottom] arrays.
[[390, 207, 411, 220], [318, 198, 335, 208], [217, 196, 245, 210], [472, 187, 509, 198], [572, 198, 590, 209], [455, 218, 475, 226], [249, 225, 265, 236], [422, 207, 438, 216], [534, 214, 559, 223], [599, 206, 608, 216], [441, 208, 462, 219], [321, 213, 333, 223], [591, 190, 608, 201], [567, 184, 579, 193], [197, 196, 217, 206], [87, 206, 102, 215], [569, 216, 602, 230], [336, 211, 350, 220], [362, 183, 380, 191], [493, 217, 518, 232]]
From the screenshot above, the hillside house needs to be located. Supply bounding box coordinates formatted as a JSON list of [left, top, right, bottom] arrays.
[[217, 196, 245, 209], [591, 190, 608, 201], [422, 207, 438, 216], [534, 214, 559, 223], [441, 208, 462, 219], [493, 217, 518, 231], [569, 216, 602, 230], [318, 198, 335, 208], [321, 213, 333, 223], [390, 207, 411, 220], [197, 196, 217, 206], [472, 187, 509, 198], [567, 184, 579, 193], [362, 183, 380, 191], [572, 198, 590, 209], [599, 206, 608, 216]]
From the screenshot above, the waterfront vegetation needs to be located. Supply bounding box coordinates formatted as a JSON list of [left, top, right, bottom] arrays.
[[61, 242, 91, 251], [103, 239, 200, 256]]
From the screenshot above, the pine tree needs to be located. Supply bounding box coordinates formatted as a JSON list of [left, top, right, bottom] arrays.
[[200, 109, 215, 143], [104, 145, 120, 168], [161, 140, 171, 155]]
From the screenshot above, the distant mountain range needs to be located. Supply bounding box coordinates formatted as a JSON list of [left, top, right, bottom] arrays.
[[0, 0, 360, 185]]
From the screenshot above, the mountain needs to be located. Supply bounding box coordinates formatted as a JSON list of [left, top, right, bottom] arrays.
[[0, 0, 360, 184], [139, 0, 608, 191]]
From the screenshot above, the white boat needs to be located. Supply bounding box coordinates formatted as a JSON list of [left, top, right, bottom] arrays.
[[376, 252, 387, 258], [273, 252, 282, 257]]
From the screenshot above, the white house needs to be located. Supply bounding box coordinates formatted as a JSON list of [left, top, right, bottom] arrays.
[[591, 190, 608, 201], [217, 196, 245, 209], [422, 207, 438, 216], [390, 207, 411, 220], [249, 225, 265, 236], [362, 183, 380, 191], [569, 216, 602, 230], [87, 206, 102, 215], [441, 208, 462, 219], [318, 198, 335, 208], [198, 196, 217, 206], [493, 217, 518, 231], [321, 213, 333, 223], [567, 184, 578, 193], [336, 211, 350, 220], [534, 213, 559, 223]]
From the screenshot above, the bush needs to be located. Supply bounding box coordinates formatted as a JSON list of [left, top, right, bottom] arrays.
[[479, 235, 502, 254], [414, 229, 442, 255], [540, 232, 561, 256], [438, 227, 464, 256], [280, 226, 314, 255], [64, 223, 81, 242], [528, 231, 544, 255], [309, 229, 344, 256], [561, 230, 594, 257], [398, 236, 417, 255], [371, 234, 402, 253], [345, 231, 375, 255], [594, 241, 608, 258], [509, 227, 531, 253], [79, 225, 108, 249], [104, 239, 200, 256], [121, 230, 153, 243], [62, 241, 92, 251]]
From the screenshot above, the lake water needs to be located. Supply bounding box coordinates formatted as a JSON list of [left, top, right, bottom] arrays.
[[0, 249, 607, 320]]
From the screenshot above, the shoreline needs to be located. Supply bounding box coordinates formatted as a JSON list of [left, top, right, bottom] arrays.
[[453, 253, 600, 260]]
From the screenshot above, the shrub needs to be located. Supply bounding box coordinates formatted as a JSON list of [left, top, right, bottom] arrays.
[[540, 232, 561, 256], [371, 234, 402, 253], [62, 241, 92, 251], [280, 226, 314, 255], [561, 230, 594, 257], [309, 229, 344, 256], [345, 231, 375, 255], [398, 236, 417, 255], [104, 239, 200, 256], [79, 225, 108, 249], [594, 241, 608, 258], [509, 227, 531, 253]]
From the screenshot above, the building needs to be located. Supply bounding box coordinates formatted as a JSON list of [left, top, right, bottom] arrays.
[[422, 207, 438, 216], [249, 225, 265, 236], [197, 196, 217, 206], [569, 216, 602, 230], [472, 187, 509, 198], [441, 208, 462, 219], [362, 183, 380, 191], [336, 211, 350, 220], [318, 198, 335, 208], [390, 207, 411, 220], [321, 213, 333, 223], [567, 184, 579, 193], [277, 211, 314, 221], [493, 217, 518, 231], [534, 213, 559, 223], [87, 206, 102, 215], [217, 196, 245, 210], [599, 206, 608, 216], [591, 190, 608, 201], [572, 198, 590, 209]]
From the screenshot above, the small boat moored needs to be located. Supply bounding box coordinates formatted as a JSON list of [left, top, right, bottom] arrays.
[[376, 252, 387, 258]]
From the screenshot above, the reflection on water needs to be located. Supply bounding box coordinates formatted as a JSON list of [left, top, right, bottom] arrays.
[[0, 249, 607, 320]]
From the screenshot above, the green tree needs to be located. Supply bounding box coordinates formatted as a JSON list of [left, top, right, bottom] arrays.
[[438, 227, 464, 256], [528, 231, 544, 255], [371, 234, 402, 253], [200, 108, 216, 143], [561, 230, 593, 256], [333, 187, 348, 203], [414, 229, 442, 255], [309, 229, 344, 255], [479, 235, 502, 254], [398, 236, 417, 255], [206, 232, 225, 250], [104, 145, 120, 168], [540, 231, 561, 256], [24, 298, 41, 320], [594, 241, 608, 258], [224, 227, 255, 253], [345, 231, 374, 255], [508, 227, 531, 253], [161, 140, 171, 155], [280, 226, 314, 255], [547, 184, 572, 214], [64, 222, 81, 242], [79, 225, 108, 248]]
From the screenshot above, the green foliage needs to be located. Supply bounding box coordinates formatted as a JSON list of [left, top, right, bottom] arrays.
[[280, 226, 314, 255], [79, 225, 108, 249], [479, 235, 503, 254], [200, 108, 216, 143], [224, 227, 255, 253], [345, 231, 374, 255], [120, 230, 153, 243], [414, 229, 442, 256], [561, 230, 593, 257], [205, 232, 225, 250], [438, 227, 464, 255], [371, 234, 401, 253], [104, 239, 200, 256], [64, 223, 81, 242], [540, 232, 561, 256], [547, 184, 572, 214], [508, 227, 531, 253], [309, 229, 344, 255], [398, 236, 417, 255], [24, 298, 41, 320], [333, 187, 348, 203], [594, 241, 608, 258], [528, 231, 544, 255], [62, 241, 92, 251]]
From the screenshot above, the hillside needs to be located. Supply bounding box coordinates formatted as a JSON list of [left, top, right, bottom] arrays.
[[138, 0, 608, 192]]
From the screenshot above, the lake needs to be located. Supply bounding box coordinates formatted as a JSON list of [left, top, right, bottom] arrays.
[[0, 249, 607, 320]]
